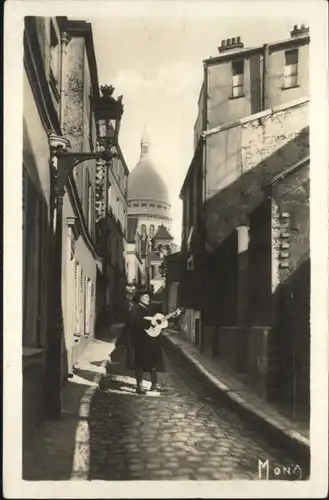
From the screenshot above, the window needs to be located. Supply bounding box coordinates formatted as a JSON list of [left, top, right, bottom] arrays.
[[85, 278, 92, 336], [150, 203, 155, 207], [80, 268, 85, 334], [284, 49, 298, 88], [232, 60, 244, 98], [141, 202, 147, 207], [157, 204, 162, 208], [87, 182, 92, 234], [74, 262, 81, 336], [49, 21, 59, 85], [123, 209, 126, 235], [107, 184, 112, 209], [133, 202, 139, 207]]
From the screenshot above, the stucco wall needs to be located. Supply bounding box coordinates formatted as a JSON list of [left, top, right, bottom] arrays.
[[61, 194, 98, 376], [207, 56, 257, 129], [204, 99, 309, 249], [266, 44, 309, 108]]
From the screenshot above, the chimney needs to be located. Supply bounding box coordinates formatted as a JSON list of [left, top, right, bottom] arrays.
[[218, 35, 244, 53], [290, 24, 309, 38]]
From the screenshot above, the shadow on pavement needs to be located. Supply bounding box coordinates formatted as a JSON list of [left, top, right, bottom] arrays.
[[22, 335, 118, 481], [23, 378, 90, 480]]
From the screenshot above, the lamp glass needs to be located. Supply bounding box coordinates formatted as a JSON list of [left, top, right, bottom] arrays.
[[98, 118, 116, 140]]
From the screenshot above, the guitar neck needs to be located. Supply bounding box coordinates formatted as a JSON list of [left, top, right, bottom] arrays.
[[164, 310, 179, 321]]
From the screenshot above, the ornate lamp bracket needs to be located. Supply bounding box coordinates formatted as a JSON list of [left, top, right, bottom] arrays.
[[48, 131, 117, 197]]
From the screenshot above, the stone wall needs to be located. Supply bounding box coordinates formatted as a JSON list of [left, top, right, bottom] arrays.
[[270, 162, 310, 410]]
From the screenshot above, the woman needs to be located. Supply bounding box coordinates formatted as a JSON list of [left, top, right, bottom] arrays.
[[127, 289, 165, 394]]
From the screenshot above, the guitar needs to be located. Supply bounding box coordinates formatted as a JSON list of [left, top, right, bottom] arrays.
[[144, 308, 184, 338]]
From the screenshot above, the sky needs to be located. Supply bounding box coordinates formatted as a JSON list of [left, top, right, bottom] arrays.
[[89, 16, 307, 245]]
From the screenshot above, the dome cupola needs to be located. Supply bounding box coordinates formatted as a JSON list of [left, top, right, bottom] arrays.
[[128, 130, 169, 204]]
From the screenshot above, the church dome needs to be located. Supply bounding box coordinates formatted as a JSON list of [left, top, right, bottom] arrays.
[[128, 131, 169, 204]]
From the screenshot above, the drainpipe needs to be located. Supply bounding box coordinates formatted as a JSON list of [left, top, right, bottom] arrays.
[[201, 63, 208, 341], [262, 44, 269, 111], [59, 32, 71, 130], [202, 63, 208, 237]]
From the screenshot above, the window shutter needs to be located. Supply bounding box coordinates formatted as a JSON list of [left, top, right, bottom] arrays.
[[75, 262, 80, 335], [80, 269, 85, 333]]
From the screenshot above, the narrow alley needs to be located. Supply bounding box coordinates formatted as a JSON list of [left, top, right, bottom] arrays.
[[88, 342, 301, 481]]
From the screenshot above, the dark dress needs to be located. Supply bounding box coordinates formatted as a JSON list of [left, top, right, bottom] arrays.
[[126, 303, 165, 372]]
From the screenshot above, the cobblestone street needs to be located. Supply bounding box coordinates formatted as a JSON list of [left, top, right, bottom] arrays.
[[89, 343, 302, 481]]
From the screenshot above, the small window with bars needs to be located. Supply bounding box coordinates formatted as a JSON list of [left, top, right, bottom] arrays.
[[284, 49, 299, 89], [232, 60, 244, 98]]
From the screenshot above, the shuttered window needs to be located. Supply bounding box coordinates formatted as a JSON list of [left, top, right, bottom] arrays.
[[284, 49, 298, 88], [85, 278, 92, 335], [80, 269, 85, 334], [232, 60, 244, 98], [74, 261, 81, 335]]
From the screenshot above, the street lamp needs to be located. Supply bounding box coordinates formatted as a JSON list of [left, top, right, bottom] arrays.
[[46, 85, 123, 419]]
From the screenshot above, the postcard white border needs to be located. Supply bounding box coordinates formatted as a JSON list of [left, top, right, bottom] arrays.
[[4, 1, 329, 498]]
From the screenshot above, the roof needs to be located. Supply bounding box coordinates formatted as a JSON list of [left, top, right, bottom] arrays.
[[128, 159, 169, 203], [127, 217, 138, 242], [154, 224, 173, 240], [203, 31, 310, 67], [128, 134, 169, 203]]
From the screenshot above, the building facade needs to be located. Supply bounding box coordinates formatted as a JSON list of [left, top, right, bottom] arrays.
[[127, 131, 176, 296], [179, 25, 310, 419], [95, 135, 129, 328], [59, 19, 103, 376], [22, 16, 114, 446], [23, 15, 62, 447], [193, 24, 309, 147]]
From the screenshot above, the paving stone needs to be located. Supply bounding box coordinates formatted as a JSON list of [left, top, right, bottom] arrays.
[[26, 345, 303, 481]]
